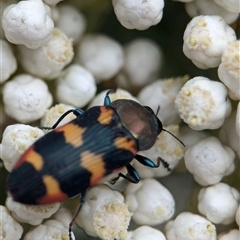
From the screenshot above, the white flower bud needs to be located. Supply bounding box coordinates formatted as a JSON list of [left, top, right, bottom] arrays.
[[23, 220, 74, 240], [77, 34, 124, 82], [124, 178, 175, 225], [3, 74, 53, 123], [118, 38, 163, 88], [56, 64, 96, 107], [218, 229, 240, 240], [218, 40, 240, 100], [185, 136, 235, 186], [18, 28, 74, 80], [138, 76, 187, 125], [55, 4, 86, 44], [112, 0, 164, 30], [198, 183, 240, 224], [175, 76, 231, 130], [52, 207, 73, 230], [185, 0, 239, 24], [0, 124, 44, 172], [6, 196, 60, 225], [41, 103, 76, 129], [0, 0, 17, 39], [183, 15, 236, 69], [165, 212, 217, 240], [0, 39, 17, 83], [127, 226, 166, 240], [76, 184, 131, 240], [2, 0, 54, 49], [219, 110, 240, 158], [0, 205, 23, 240]]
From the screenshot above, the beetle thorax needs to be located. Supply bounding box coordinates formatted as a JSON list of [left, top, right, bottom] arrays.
[[110, 99, 162, 151]]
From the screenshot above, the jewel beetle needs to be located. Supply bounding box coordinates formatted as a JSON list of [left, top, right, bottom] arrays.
[[7, 90, 181, 238]]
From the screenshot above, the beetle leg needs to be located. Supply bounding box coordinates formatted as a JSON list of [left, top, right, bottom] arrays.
[[104, 89, 117, 106], [158, 157, 171, 171], [110, 164, 140, 184], [104, 91, 112, 106], [135, 154, 160, 168], [40, 109, 84, 130], [135, 154, 171, 171], [69, 191, 86, 240]]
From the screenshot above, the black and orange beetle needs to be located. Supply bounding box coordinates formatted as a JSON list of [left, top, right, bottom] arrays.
[[7, 90, 178, 238]]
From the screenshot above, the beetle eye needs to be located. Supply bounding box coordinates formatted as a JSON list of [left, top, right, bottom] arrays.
[[156, 118, 163, 134], [144, 106, 155, 115], [144, 106, 163, 135]]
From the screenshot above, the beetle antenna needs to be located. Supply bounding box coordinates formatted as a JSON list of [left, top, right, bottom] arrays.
[[155, 105, 184, 147], [162, 129, 185, 147]]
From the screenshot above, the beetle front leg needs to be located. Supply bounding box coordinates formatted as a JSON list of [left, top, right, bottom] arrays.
[[104, 89, 117, 106], [40, 109, 84, 130]]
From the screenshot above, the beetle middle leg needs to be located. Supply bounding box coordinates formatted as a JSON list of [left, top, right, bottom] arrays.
[[110, 164, 140, 184], [110, 154, 171, 185]]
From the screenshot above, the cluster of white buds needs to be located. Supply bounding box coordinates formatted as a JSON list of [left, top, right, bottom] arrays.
[[1, 0, 239, 240]]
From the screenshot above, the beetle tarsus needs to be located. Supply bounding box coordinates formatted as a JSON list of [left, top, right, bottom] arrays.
[[158, 157, 171, 171]]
